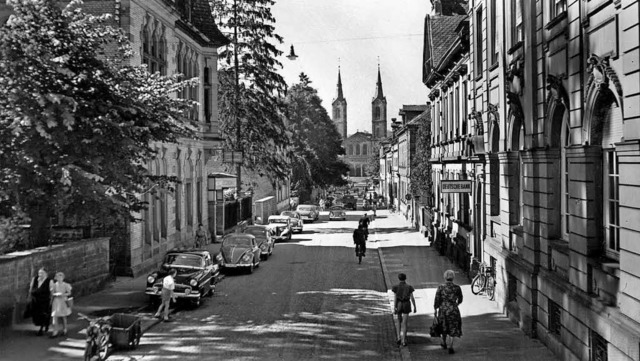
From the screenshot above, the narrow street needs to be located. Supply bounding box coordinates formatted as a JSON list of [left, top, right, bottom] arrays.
[[110, 212, 400, 361]]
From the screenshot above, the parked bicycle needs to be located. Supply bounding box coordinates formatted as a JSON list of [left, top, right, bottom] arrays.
[[78, 313, 111, 361], [471, 262, 495, 300]]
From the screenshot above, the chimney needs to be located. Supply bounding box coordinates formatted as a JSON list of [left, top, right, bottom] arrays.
[[432, 0, 443, 15]]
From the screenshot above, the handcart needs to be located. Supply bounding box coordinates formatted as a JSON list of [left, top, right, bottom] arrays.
[[109, 313, 142, 350]]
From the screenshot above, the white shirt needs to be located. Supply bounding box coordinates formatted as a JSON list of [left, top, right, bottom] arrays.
[[162, 275, 175, 291]]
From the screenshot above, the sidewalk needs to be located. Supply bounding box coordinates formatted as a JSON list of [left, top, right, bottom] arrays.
[[0, 241, 221, 361], [371, 210, 560, 361]]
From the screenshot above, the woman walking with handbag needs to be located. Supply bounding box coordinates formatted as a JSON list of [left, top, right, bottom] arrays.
[[434, 269, 463, 354], [392, 273, 416, 347], [27, 267, 53, 336], [49, 272, 72, 338]]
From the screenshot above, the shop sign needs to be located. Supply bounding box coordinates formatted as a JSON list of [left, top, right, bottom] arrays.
[[441, 180, 472, 193]]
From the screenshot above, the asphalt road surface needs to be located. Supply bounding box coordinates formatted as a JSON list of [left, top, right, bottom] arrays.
[[115, 211, 400, 361]]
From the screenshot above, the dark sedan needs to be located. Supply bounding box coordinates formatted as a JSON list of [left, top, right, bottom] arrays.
[[145, 250, 220, 307], [243, 225, 275, 260]]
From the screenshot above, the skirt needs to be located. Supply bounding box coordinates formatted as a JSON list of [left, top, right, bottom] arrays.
[[51, 296, 71, 317], [161, 288, 172, 302]]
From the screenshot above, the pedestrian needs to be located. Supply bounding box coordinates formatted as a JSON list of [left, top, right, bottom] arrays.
[[372, 202, 377, 217], [195, 223, 208, 248], [392, 273, 416, 347], [27, 267, 52, 336], [49, 272, 72, 338], [359, 213, 371, 229], [352, 224, 367, 258], [155, 268, 177, 322], [434, 269, 463, 354], [319, 198, 325, 211]]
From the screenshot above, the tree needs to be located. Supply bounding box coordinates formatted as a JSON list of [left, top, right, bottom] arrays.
[[365, 141, 381, 181], [409, 113, 433, 205], [0, 0, 197, 247], [212, 0, 292, 180], [286, 73, 349, 200]]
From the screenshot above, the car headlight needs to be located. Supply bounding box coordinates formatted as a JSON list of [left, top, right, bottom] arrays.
[[216, 254, 223, 262], [189, 279, 198, 287], [242, 253, 253, 262], [147, 275, 156, 284]]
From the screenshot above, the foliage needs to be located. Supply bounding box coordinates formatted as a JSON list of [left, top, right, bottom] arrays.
[[0, 0, 197, 246], [286, 73, 349, 197], [365, 141, 381, 182], [212, 0, 292, 181], [409, 113, 433, 205]]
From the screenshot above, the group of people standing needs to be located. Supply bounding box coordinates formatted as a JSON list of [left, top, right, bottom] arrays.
[[392, 270, 463, 354], [26, 268, 73, 338]]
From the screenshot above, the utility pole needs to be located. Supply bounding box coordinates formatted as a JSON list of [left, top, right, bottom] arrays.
[[233, 0, 241, 197]]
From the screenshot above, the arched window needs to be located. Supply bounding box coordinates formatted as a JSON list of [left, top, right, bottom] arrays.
[[374, 106, 381, 120], [356, 144, 361, 155], [363, 143, 368, 155], [142, 18, 166, 75], [348, 144, 353, 155]]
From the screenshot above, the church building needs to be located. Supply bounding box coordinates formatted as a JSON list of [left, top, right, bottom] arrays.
[[333, 66, 388, 187]]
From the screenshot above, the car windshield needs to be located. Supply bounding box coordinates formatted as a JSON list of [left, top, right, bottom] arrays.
[[164, 254, 204, 268], [281, 212, 299, 218], [297, 206, 314, 211], [269, 219, 288, 224], [245, 228, 266, 237], [223, 236, 253, 247]]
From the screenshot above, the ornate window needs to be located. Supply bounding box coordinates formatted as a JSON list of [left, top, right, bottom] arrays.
[[512, 0, 523, 45], [363, 143, 368, 156], [604, 150, 620, 257], [550, 0, 566, 20], [475, 6, 483, 76], [141, 17, 166, 75], [356, 144, 361, 156], [176, 42, 200, 121]]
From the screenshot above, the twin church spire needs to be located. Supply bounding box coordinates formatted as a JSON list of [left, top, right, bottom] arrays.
[[332, 64, 387, 140]]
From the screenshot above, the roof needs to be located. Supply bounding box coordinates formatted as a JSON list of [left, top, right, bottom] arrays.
[[407, 109, 431, 126], [423, 12, 467, 86], [399, 104, 429, 113], [345, 131, 373, 141], [190, 0, 229, 47]]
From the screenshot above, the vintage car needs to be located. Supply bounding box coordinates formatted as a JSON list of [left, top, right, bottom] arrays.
[[243, 225, 274, 260], [329, 205, 347, 221], [145, 250, 220, 307], [280, 211, 303, 233], [217, 233, 262, 273], [296, 204, 319, 222], [266, 215, 293, 242], [341, 195, 357, 210]]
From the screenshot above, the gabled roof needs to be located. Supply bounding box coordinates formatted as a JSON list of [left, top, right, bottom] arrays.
[[190, 0, 229, 47], [423, 12, 468, 87], [345, 131, 373, 141], [407, 109, 431, 126]]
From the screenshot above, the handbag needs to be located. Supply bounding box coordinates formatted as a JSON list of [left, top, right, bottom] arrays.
[[429, 317, 443, 337], [65, 297, 74, 309]]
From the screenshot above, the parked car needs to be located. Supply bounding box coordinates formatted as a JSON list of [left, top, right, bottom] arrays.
[[267, 215, 293, 242], [341, 195, 357, 210], [145, 249, 220, 307], [218, 234, 262, 273], [296, 204, 319, 222], [280, 211, 303, 233], [329, 206, 347, 221], [243, 225, 274, 260]]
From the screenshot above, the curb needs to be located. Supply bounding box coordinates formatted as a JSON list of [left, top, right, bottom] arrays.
[[373, 219, 412, 361]]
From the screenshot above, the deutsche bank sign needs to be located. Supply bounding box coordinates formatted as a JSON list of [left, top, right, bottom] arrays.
[[441, 180, 472, 193]]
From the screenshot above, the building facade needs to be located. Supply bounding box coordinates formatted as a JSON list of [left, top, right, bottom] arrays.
[[84, 0, 229, 276], [425, 0, 640, 359]]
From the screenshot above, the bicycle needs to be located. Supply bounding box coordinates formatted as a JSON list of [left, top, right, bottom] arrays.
[[471, 262, 496, 300], [78, 313, 112, 361]]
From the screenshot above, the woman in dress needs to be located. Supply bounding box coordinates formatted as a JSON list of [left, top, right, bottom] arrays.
[[28, 268, 52, 336], [434, 269, 463, 354], [50, 272, 72, 338], [392, 273, 417, 347]]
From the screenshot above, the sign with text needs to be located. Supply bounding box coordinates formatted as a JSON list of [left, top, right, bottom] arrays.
[[441, 180, 472, 193]]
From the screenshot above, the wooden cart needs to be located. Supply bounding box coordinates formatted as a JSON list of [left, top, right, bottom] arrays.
[[109, 313, 142, 350]]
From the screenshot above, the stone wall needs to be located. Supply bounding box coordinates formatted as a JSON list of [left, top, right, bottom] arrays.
[[0, 238, 110, 327]]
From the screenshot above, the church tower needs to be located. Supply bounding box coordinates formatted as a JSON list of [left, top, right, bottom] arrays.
[[331, 67, 347, 140], [372, 65, 387, 139]]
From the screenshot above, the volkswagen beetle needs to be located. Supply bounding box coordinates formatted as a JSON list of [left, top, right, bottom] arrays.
[[296, 204, 319, 222], [217, 233, 262, 273], [243, 225, 274, 260], [145, 250, 220, 307]]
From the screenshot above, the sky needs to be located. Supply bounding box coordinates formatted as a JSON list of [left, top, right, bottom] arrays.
[[272, 0, 432, 137]]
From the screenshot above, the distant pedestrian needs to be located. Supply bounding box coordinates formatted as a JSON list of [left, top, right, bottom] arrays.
[[27, 267, 52, 336], [392, 273, 416, 346], [155, 268, 177, 322], [49, 272, 72, 338], [434, 269, 463, 354], [195, 223, 208, 248], [319, 198, 325, 211], [359, 213, 370, 229]]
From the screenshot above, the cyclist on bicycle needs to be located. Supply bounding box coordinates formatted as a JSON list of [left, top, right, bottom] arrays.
[[353, 224, 367, 257]]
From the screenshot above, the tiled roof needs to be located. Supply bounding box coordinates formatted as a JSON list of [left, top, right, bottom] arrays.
[[400, 104, 429, 113], [429, 14, 466, 69], [191, 0, 229, 47]]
